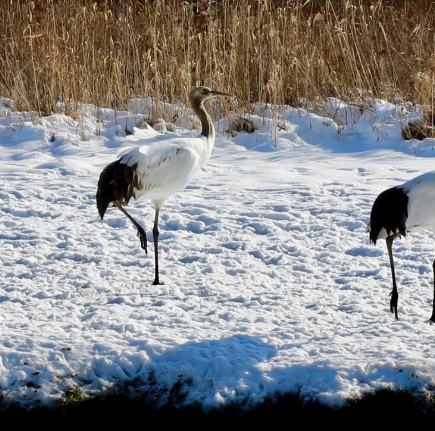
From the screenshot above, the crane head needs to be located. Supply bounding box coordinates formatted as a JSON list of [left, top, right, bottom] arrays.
[[189, 86, 234, 105]]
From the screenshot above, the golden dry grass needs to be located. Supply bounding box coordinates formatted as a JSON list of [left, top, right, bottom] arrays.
[[1, 0, 434, 123]]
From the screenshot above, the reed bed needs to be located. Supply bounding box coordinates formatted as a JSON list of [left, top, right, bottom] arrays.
[[1, 0, 434, 123]]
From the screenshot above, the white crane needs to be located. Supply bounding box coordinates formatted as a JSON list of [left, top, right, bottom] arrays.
[[367, 170, 435, 322], [96, 86, 234, 285]]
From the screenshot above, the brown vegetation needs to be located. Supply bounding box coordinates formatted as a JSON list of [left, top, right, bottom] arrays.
[[1, 0, 435, 127]]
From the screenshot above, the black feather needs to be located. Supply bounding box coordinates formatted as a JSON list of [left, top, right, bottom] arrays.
[[96, 160, 135, 219], [369, 186, 408, 244]]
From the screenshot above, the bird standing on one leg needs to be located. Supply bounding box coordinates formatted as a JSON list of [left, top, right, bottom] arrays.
[[96, 86, 234, 285], [367, 170, 435, 322]]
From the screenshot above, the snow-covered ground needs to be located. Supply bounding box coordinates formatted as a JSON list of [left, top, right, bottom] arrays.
[[1, 94, 435, 410]]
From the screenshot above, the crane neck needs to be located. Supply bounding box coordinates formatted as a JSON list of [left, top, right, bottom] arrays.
[[192, 101, 214, 139]]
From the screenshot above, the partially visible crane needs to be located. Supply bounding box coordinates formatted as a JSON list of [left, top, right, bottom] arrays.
[[368, 170, 435, 322]]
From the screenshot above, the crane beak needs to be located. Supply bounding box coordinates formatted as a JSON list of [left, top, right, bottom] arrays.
[[210, 90, 235, 99]]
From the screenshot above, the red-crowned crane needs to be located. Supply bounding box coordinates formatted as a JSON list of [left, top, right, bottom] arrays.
[[96, 86, 234, 285], [368, 170, 435, 322]]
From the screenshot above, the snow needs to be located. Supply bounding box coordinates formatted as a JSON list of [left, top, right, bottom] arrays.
[[1, 94, 435, 411]]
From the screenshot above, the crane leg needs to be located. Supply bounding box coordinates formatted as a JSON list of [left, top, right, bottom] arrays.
[[386, 235, 399, 320], [153, 208, 163, 286], [152, 208, 163, 285], [430, 259, 435, 323], [114, 203, 148, 254]]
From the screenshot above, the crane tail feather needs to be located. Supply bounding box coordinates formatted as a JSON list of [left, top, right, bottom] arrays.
[[369, 186, 408, 244], [96, 161, 118, 219], [96, 160, 135, 219]]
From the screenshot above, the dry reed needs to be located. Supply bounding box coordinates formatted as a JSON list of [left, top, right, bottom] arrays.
[[1, 0, 434, 124]]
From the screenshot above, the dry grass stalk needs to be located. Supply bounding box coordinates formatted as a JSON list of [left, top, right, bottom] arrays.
[[0, 0, 434, 125]]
